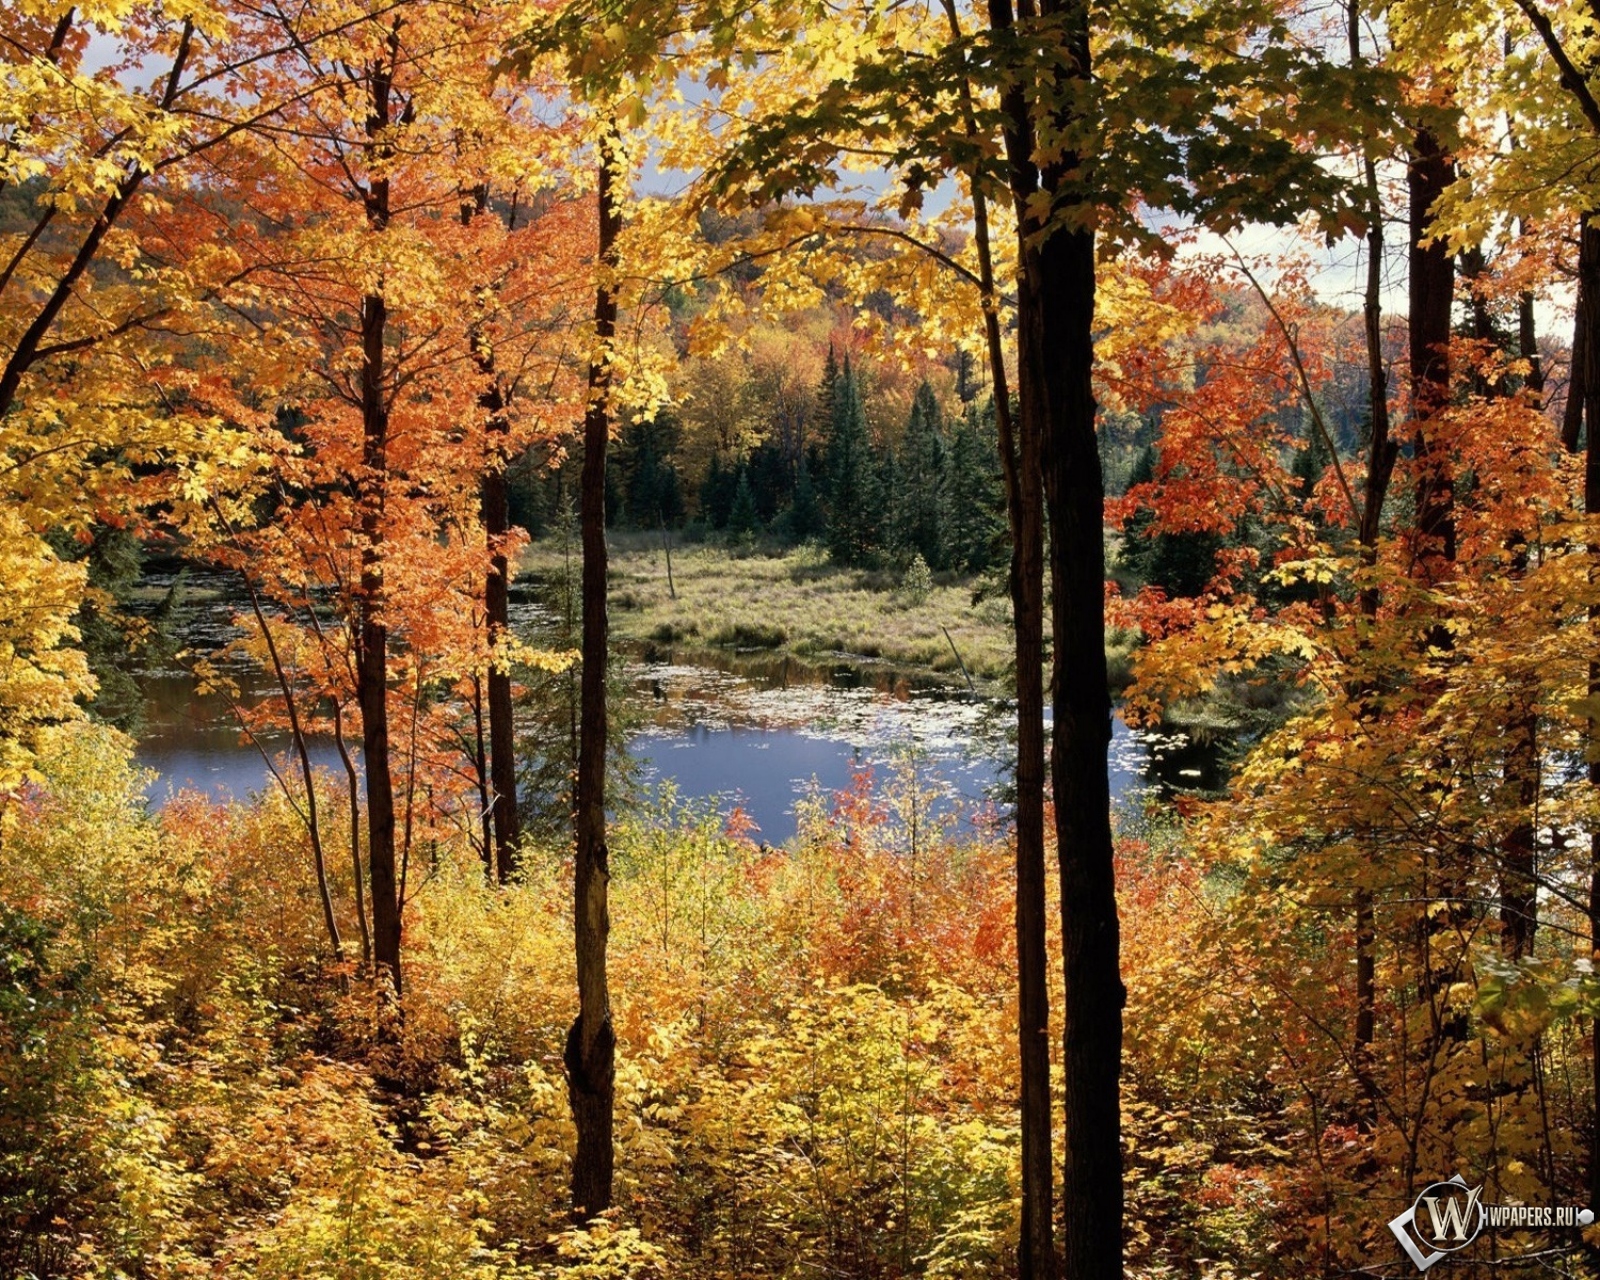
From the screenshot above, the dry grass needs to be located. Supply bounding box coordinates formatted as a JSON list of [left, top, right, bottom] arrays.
[[520, 534, 1018, 684]]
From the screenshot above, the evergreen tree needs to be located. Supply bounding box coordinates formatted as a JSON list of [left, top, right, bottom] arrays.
[[954, 348, 978, 404], [812, 343, 840, 492], [825, 357, 875, 564], [619, 413, 686, 526], [699, 453, 738, 529], [818, 343, 840, 420], [1115, 444, 1160, 583], [1291, 422, 1333, 502], [727, 466, 760, 538], [873, 442, 900, 560], [899, 380, 946, 567], [940, 401, 1005, 573], [745, 440, 792, 524], [785, 455, 826, 542]]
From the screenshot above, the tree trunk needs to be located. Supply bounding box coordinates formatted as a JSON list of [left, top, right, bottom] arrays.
[[238, 567, 341, 959], [1024, 2, 1125, 1275], [359, 56, 402, 999], [334, 703, 372, 968], [1409, 127, 1456, 577], [461, 183, 523, 883], [483, 443, 522, 882], [1038, 226, 1124, 1280], [472, 675, 495, 877], [1566, 214, 1592, 453], [1407, 125, 1469, 1068], [1491, 242, 1541, 964], [568, 129, 620, 1221], [1010, 281, 1056, 1280], [1351, 20, 1395, 1092], [1501, 711, 1538, 959], [985, 0, 1123, 1270], [980, 0, 1055, 1272], [1578, 207, 1600, 1213]]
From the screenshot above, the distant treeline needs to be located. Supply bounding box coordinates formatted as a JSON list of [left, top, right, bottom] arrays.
[[513, 347, 1009, 573]]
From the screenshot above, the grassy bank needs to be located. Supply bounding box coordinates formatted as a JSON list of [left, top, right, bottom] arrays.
[[521, 534, 1022, 685]]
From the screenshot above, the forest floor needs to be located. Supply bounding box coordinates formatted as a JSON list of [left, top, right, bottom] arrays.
[[520, 534, 1029, 684]]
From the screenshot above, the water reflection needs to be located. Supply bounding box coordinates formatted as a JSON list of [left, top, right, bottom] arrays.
[[127, 567, 1217, 841]]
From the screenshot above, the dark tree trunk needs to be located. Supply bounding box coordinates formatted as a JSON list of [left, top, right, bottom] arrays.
[[568, 132, 620, 1221], [1010, 281, 1055, 1280], [1578, 208, 1600, 1213], [1031, 46, 1124, 1280], [358, 288, 401, 995], [334, 704, 372, 968], [1408, 126, 1469, 1066], [1566, 215, 1594, 453], [358, 57, 402, 998], [461, 183, 523, 883], [1408, 127, 1456, 577], [982, 0, 1055, 1272], [1038, 223, 1124, 1280], [238, 567, 341, 958], [472, 675, 494, 877], [989, 0, 1124, 1272], [1351, 16, 1394, 1089], [1501, 712, 1538, 959], [1035, 2, 1123, 1273], [1518, 289, 1544, 399], [483, 421, 522, 882], [1459, 239, 1543, 961]]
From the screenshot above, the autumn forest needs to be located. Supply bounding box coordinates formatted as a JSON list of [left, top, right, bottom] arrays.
[[7, 0, 1600, 1276]]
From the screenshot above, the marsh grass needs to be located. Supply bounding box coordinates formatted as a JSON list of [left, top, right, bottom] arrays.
[[521, 533, 1145, 693], [521, 534, 1018, 683]]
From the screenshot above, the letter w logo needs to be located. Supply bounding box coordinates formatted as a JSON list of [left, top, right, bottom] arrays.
[[1423, 1185, 1483, 1243]]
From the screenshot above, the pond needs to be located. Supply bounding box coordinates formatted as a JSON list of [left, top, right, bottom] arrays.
[[130, 567, 1212, 842]]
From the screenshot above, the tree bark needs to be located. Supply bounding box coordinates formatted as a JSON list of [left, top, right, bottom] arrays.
[[239, 566, 341, 959], [980, 0, 1055, 1272], [358, 52, 402, 999], [1031, 27, 1125, 1277], [1039, 225, 1124, 1280], [483, 421, 522, 882], [472, 675, 495, 877], [1408, 127, 1456, 578], [989, 0, 1124, 1271], [461, 183, 523, 883], [568, 128, 620, 1221], [1501, 710, 1539, 960], [1350, 4, 1394, 1090], [1578, 207, 1600, 1213], [333, 703, 372, 968], [1571, 214, 1598, 452]]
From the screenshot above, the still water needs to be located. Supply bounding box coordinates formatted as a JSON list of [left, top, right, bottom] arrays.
[[132, 571, 1203, 842]]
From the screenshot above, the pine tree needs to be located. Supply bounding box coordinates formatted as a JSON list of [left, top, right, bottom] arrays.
[[787, 455, 826, 542], [1291, 421, 1333, 501], [900, 381, 946, 567], [1115, 444, 1160, 584], [826, 357, 875, 564], [813, 342, 841, 493], [873, 442, 900, 559], [699, 453, 738, 529], [940, 402, 1005, 573], [727, 467, 760, 538]]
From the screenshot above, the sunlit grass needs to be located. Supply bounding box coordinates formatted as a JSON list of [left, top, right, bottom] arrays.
[[521, 534, 1018, 683]]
